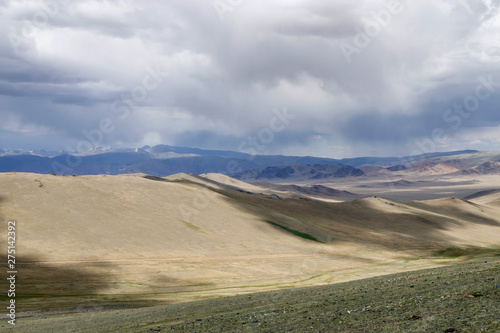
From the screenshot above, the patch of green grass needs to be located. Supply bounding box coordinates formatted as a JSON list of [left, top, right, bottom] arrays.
[[181, 220, 202, 232], [114, 282, 148, 288], [433, 246, 500, 258], [263, 220, 322, 242]]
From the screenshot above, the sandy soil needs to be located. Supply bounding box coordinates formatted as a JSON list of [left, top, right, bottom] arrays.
[[0, 172, 499, 312]]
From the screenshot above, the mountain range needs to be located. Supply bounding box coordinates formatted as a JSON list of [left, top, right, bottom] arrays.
[[231, 163, 364, 181], [1, 146, 499, 179]]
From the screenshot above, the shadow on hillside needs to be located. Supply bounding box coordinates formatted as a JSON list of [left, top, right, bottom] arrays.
[[404, 199, 500, 226], [214, 189, 500, 251], [0, 196, 170, 313], [0, 198, 109, 311]]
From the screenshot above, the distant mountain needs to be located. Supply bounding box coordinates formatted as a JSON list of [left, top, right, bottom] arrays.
[[406, 151, 500, 170], [231, 164, 364, 181], [0, 145, 344, 177], [405, 158, 500, 177], [454, 161, 500, 175], [0, 145, 247, 158], [357, 165, 391, 177], [386, 165, 407, 172], [414, 161, 462, 175], [0, 145, 490, 177], [470, 161, 500, 174], [0, 149, 69, 158], [145, 144, 249, 158], [338, 150, 479, 167]]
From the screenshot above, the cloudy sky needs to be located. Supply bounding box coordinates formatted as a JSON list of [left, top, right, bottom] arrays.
[[1, 0, 500, 158]]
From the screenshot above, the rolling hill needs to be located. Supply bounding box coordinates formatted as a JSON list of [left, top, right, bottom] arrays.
[[251, 183, 361, 201], [1, 172, 500, 315], [464, 188, 500, 205]]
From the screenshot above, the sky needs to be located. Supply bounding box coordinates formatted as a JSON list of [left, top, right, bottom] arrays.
[[1, 0, 500, 158]]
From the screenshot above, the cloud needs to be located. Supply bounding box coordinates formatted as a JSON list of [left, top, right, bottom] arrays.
[[0, 0, 499, 157]]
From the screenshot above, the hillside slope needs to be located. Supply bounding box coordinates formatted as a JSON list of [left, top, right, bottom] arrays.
[[464, 189, 500, 205], [214, 190, 500, 249], [0, 172, 499, 313], [7, 258, 499, 332], [251, 182, 361, 201]]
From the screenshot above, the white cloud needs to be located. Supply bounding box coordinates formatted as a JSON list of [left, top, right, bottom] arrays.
[[0, 112, 51, 135], [140, 131, 162, 146]]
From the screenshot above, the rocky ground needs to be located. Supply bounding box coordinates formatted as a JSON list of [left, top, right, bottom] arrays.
[[6, 256, 500, 332]]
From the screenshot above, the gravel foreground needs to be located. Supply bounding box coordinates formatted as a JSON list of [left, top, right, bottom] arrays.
[[5, 257, 500, 333]]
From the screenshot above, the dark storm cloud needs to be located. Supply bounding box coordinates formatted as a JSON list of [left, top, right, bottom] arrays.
[[1, 0, 500, 156]]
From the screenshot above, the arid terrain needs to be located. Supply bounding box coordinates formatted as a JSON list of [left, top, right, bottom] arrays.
[[4, 257, 499, 332], [1, 158, 500, 325]]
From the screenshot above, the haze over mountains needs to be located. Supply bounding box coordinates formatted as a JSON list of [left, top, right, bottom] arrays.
[[0, 145, 341, 176], [1, 145, 499, 181]]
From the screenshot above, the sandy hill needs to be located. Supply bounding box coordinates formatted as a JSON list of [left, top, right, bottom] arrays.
[[166, 172, 275, 196], [198, 173, 268, 193], [219, 191, 500, 249], [404, 197, 500, 227], [164, 172, 218, 186], [1, 173, 321, 261], [1, 172, 339, 311], [488, 199, 500, 207], [1, 172, 499, 313], [250, 182, 361, 201], [464, 188, 500, 205], [184, 174, 361, 202]]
